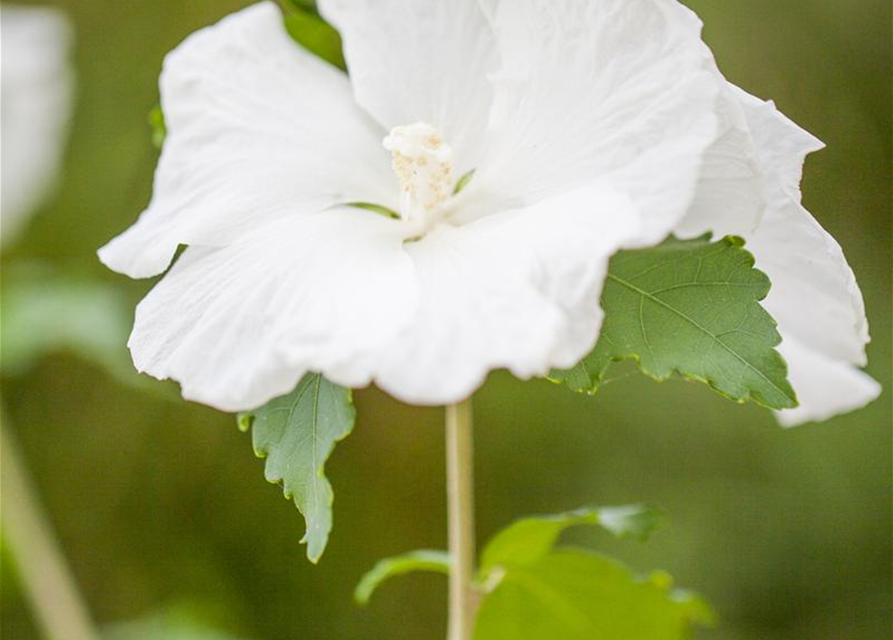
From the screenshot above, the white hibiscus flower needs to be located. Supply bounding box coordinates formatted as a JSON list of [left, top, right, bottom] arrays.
[[1, 5, 73, 246], [99, 0, 878, 423]]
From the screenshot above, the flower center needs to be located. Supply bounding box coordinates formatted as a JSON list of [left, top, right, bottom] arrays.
[[383, 122, 453, 230]]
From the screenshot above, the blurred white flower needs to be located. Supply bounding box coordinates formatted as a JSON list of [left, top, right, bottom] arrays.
[[100, 0, 876, 422], [1, 5, 73, 246]]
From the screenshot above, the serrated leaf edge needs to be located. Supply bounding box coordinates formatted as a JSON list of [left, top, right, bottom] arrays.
[[554, 236, 798, 411], [238, 375, 355, 563]]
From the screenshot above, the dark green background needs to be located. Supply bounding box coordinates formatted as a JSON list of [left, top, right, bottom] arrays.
[[2, 0, 890, 638]]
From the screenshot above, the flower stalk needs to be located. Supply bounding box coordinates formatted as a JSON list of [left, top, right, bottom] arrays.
[[1, 413, 100, 640], [445, 398, 477, 640]]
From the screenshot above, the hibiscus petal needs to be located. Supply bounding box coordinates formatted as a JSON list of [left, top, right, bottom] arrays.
[[730, 92, 877, 424], [751, 197, 870, 369], [99, 2, 393, 279], [731, 86, 824, 203], [373, 185, 642, 405], [675, 82, 765, 239], [128, 209, 418, 412], [737, 93, 868, 366], [775, 337, 881, 427], [130, 186, 639, 411], [317, 0, 499, 173], [675, 81, 876, 424], [471, 0, 719, 244]]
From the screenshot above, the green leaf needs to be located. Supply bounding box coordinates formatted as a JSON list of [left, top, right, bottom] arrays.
[[105, 618, 250, 640], [102, 602, 253, 640], [596, 504, 666, 540], [148, 104, 166, 149], [1, 265, 129, 376], [285, 0, 318, 13], [283, 8, 346, 71], [480, 505, 662, 573], [475, 550, 715, 640], [354, 550, 450, 605], [238, 374, 355, 563], [476, 506, 711, 639], [553, 235, 797, 410], [104, 615, 250, 640]]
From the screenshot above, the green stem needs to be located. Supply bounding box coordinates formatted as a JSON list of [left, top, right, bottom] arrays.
[[1, 411, 100, 640], [445, 398, 477, 640]]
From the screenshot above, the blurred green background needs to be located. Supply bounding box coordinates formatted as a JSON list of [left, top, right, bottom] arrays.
[[2, 0, 890, 638]]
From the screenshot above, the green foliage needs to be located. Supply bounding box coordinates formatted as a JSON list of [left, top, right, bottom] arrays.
[[285, 0, 318, 13], [283, 8, 346, 71], [104, 610, 251, 640], [238, 374, 355, 563], [1, 265, 131, 377], [105, 619, 248, 640], [553, 235, 797, 410], [475, 551, 714, 640], [354, 506, 708, 638], [475, 505, 712, 640], [354, 550, 450, 605], [480, 505, 662, 573], [148, 105, 166, 149]]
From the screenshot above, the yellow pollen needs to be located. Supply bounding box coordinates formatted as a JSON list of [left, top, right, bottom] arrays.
[[382, 122, 454, 225]]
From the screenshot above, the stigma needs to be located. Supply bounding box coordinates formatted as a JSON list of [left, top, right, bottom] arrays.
[[383, 122, 453, 229]]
